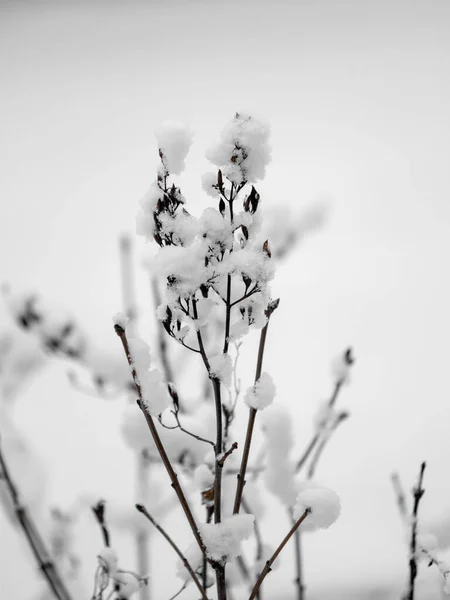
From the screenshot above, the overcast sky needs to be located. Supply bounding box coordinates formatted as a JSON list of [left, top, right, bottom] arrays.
[[1, 1, 450, 598]]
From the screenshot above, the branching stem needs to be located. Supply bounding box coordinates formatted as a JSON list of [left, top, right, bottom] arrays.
[[135, 504, 209, 600], [115, 325, 206, 559]]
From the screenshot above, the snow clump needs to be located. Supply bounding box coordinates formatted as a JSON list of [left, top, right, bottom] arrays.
[[244, 372, 276, 410], [293, 481, 341, 532]]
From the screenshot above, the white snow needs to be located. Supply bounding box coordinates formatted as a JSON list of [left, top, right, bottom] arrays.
[[139, 369, 171, 416], [127, 337, 151, 373], [112, 312, 129, 330], [206, 113, 271, 185], [293, 482, 341, 531], [209, 353, 232, 387], [114, 572, 142, 598], [244, 372, 276, 410], [155, 120, 193, 175], [199, 514, 254, 561], [261, 405, 298, 507]]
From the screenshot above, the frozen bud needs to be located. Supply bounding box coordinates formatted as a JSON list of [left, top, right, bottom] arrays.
[[244, 372, 276, 410], [167, 382, 179, 409], [293, 482, 341, 532], [113, 312, 129, 331], [332, 346, 355, 385], [155, 120, 193, 175]]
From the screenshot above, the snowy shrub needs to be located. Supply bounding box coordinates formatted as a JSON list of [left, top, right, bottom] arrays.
[[15, 113, 450, 600]]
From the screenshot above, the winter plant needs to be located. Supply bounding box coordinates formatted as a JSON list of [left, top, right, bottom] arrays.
[[3, 114, 447, 600], [112, 113, 343, 600]]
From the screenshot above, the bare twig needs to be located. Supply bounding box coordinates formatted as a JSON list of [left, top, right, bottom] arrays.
[[405, 462, 427, 600], [0, 437, 73, 600], [119, 234, 151, 600], [218, 442, 238, 468], [295, 380, 343, 473], [135, 504, 209, 600], [115, 324, 206, 559], [289, 510, 305, 600], [248, 510, 310, 600], [167, 581, 189, 600], [307, 411, 349, 479], [292, 349, 354, 600], [167, 388, 215, 447], [233, 301, 278, 515]]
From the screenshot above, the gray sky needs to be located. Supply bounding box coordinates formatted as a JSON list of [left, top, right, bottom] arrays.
[[1, 0, 450, 598]]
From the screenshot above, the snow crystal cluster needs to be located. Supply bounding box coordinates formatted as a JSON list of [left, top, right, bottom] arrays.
[[199, 514, 254, 561]]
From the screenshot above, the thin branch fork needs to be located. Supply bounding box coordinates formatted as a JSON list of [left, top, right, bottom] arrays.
[[306, 411, 349, 479], [115, 324, 206, 559], [0, 437, 73, 600], [295, 378, 344, 474], [135, 504, 209, 600], [248, 510, 310, 600]]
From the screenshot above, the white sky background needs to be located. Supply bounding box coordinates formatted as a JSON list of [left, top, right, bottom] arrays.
[[1, 0, 450, 598]]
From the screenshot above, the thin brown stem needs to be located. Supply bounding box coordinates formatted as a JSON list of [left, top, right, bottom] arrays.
[[218, 442, 238, 468], [233, 313, 273, 515], [248, 510, 310, 600], [136, 504, 209, 600], [307, 412, 349, 479], [0, 438, 73, 600], [290, 514, 305, 600], [115, 325, 206, 558], [119, 235, 151, 600], [406, 462, 426, 600], [295, 379, 344, 473]]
